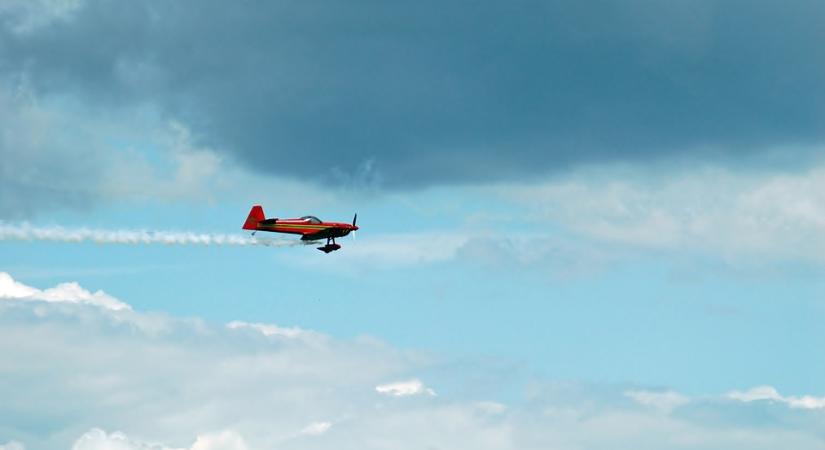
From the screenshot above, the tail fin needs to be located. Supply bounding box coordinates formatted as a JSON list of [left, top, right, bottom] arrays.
[[243, 205, 266, 230]]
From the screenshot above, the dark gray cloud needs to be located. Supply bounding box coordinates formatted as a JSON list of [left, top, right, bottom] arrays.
[[2, 0, 824, 188]]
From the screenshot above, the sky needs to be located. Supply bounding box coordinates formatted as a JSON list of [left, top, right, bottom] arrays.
[[2, 1, 825, 449]]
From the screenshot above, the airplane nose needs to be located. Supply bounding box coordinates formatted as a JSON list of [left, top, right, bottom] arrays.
[[352, 225, 359, 231]]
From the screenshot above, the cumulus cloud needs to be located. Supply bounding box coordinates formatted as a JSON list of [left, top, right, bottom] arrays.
[[71, 429, 171, 450], [2, 272, 825, 450], [0, 271, 130, 310], [0, 273, 415, 449]]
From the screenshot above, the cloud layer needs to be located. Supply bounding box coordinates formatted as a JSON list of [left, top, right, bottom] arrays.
[[1, 273, 825, 450], [2, 0, 823, 190]]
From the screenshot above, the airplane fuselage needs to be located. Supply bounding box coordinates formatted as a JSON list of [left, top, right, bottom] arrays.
[[255, 218, 355, 241]]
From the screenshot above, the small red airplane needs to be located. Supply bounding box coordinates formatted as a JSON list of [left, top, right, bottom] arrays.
[[242, 205, 358, 253]]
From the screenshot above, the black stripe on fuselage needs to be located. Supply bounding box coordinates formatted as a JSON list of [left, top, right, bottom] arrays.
[[300, 227, 351, 241]]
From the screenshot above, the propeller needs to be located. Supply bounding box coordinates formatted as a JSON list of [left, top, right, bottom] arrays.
[[351, 213, 358, 241]]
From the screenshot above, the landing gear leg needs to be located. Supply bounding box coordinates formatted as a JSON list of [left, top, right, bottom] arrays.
[[318, 237, 341, 253]]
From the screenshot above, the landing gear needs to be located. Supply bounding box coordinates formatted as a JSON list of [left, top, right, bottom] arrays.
[[317, 237, 341, 253]]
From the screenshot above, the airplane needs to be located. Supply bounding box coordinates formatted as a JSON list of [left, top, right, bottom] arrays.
[[242, 205, 358, 253]]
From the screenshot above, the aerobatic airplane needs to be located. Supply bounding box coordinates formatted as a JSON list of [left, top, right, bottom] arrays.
[[242, 205, 358, 253]]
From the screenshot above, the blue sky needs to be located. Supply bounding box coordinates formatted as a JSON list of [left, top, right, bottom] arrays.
[[2, 1, 825, 449]]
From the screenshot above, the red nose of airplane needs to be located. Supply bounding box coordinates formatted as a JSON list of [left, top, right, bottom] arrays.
[[352, 225, 359, 231]]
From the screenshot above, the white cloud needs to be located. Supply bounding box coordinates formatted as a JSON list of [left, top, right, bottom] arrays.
[[0, 271, 37, 297], [3, 273, 825, 450], [226, 321, 316, 340], [0, 272, 130, 310], [282, 162, 825, 272], [299, 422, 332, 437], [375, 379, 436, 397], [72, 429, 173, 450], [500, 162, 825, 264], [188, 431, 248, 450], [0, 273, 414, 449], [727, 385, 825, 410], [727, 385, 783, 402], [70, 429, 247, 450], [625, 390, 690, 413]]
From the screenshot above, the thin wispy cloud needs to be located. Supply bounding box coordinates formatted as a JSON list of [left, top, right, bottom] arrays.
[[728, 386, 825, 410], [375, 379, 437, 397], [499, 161, 825, 264]]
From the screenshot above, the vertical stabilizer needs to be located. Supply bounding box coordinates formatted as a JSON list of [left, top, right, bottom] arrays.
[[243, 205, 266, 230]]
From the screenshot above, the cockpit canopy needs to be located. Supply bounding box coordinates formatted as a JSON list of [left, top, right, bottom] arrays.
[[300, 215, 322, 224]]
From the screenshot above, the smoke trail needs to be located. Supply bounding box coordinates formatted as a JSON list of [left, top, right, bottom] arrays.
[[0, 223, 311, 247]]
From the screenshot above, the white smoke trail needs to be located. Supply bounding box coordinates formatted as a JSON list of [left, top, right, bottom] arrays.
[[0, 223, 312, 247]]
